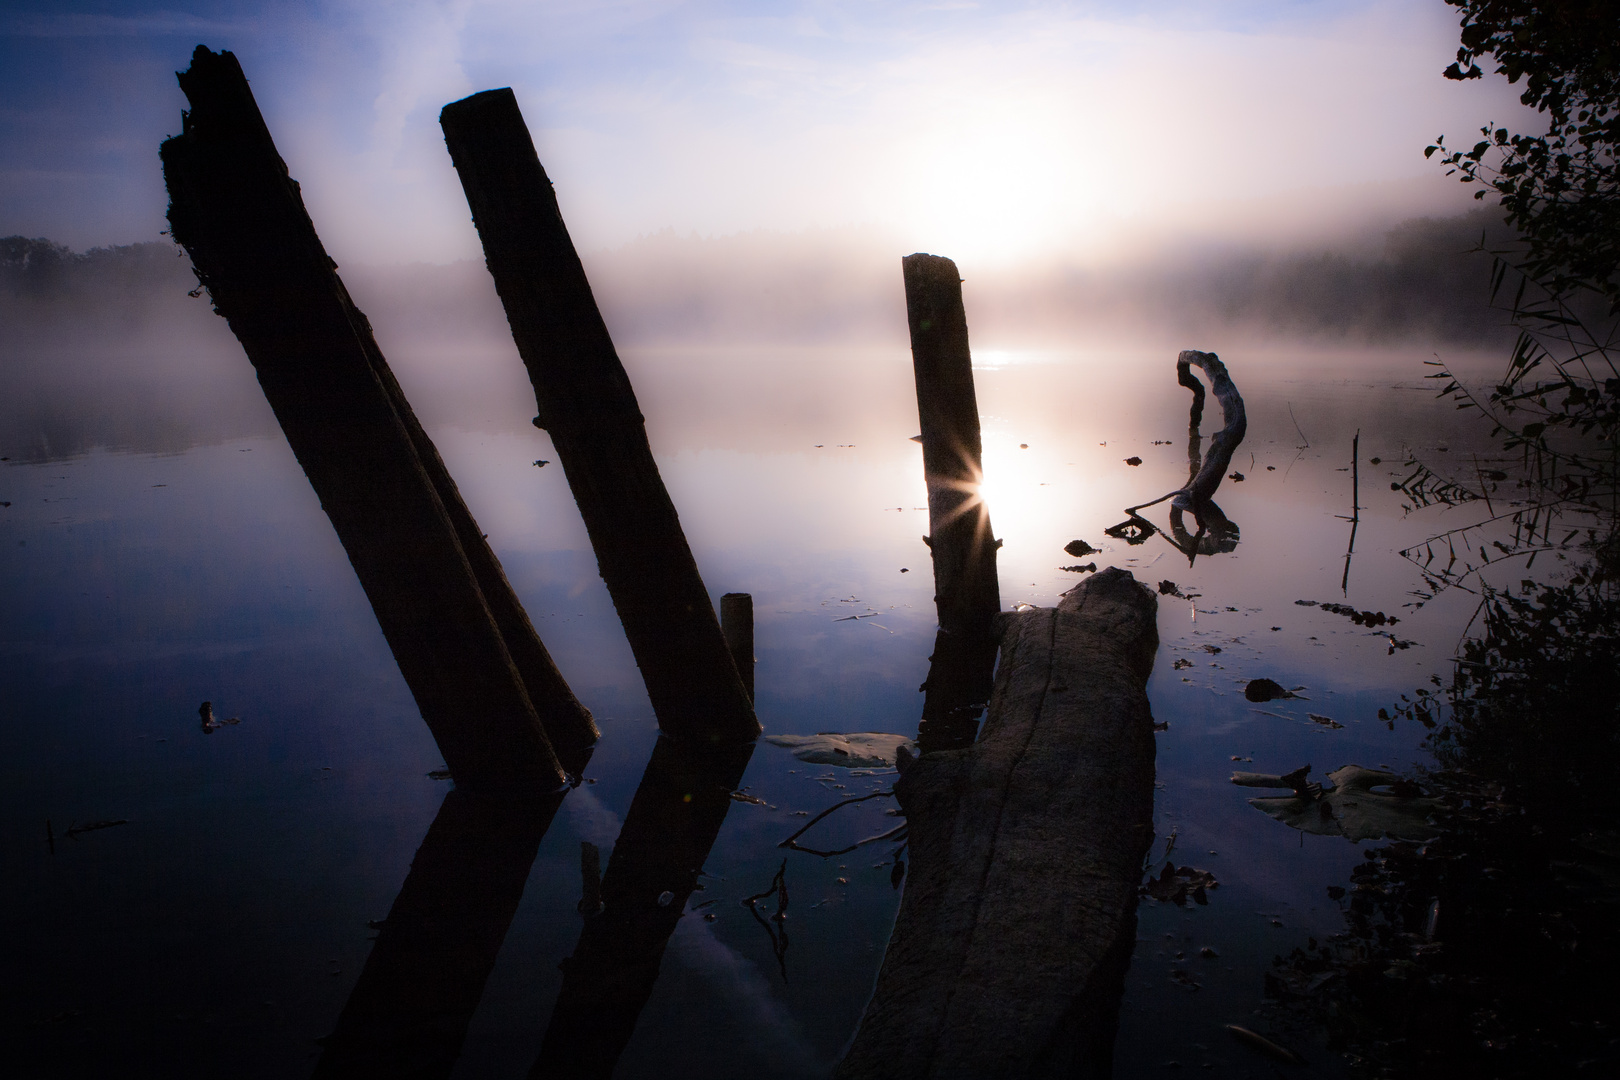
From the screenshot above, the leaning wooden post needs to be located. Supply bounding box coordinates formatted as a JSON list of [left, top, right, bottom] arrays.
[[903, 254, 1000, 637], [719, 592, 754, 704], [439, 89, 758, 745], [161, 47, 585, 791]]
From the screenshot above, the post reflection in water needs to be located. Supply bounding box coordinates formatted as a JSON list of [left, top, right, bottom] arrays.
[[311, 788, 567, 1079], [915, 625, 999, 755], [532, 736, 754, 1080]]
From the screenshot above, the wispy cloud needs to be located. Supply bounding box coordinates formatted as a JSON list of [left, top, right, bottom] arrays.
[[0, 11, 254, 38]]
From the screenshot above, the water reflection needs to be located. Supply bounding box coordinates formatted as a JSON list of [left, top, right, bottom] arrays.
[[533, 737, 754, 1079], [312, 789, 566, 1079], [4, 345, 1532, 1077]]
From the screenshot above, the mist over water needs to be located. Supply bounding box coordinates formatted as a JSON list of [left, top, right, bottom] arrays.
[[1, 206, 1523, 463]]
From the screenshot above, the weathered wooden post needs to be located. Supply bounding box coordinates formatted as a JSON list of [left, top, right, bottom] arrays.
[[161, 47, 592, 790], [903, 254, 1000, 637], [439, 89, 758, 746], [719, 592, 754, 704], [837, 568, 1159, 1078], [311, 791, 564, 1079]]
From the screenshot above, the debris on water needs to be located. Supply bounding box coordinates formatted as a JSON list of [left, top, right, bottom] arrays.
[[1169, 968, 1202, 991], [1224, 1024, 1306, 1065], [1387, 635, 1416, 654], [1312, 601, 1399, 626], [1266, 465, 1276, 471], [198, 701, 240, 734], [900, 567, 909, 573], [426, 768, 452, 780], [64, 819, 129, 839], [1061, 563, 1097, 573], [1124, 456, 1143, 466], [1200, 644, 1222, 654], [730, 790, 769, 806], [1152, 720, 1170, 732], [656, 890, 674, 908], [763, 732, 914, 769], [532, 459, 549, 467], [1019, 443, 1029, 449], [1064, 539, 1098, 557], [1244, 678, 1304, 702], [1142, 862, 1220, 906], [1308, 713, 1343, 729], [1229, 471, 1245, 482], [1232, 764, 1315, 795], [1158, 579, 1178, 595], [1199, 946, 1219, 958], [1294, 599, 1317, 606], [1173, 658, 1193, 670], [1240, 765, 1443, 841]]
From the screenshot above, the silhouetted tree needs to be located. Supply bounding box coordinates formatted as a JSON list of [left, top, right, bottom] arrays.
[[1430, 0, 1620, 307]]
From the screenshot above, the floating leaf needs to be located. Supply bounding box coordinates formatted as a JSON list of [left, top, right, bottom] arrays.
[[1245, 765, 1443, 842], [763, 732, 914, 769]]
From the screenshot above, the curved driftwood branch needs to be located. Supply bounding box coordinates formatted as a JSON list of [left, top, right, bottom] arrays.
[[836, 567, 1159, 1079], [1171, 350, 1246, 512]]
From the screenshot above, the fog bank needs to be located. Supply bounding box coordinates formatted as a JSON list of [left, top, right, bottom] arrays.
[[1, 208, 1539, 461]]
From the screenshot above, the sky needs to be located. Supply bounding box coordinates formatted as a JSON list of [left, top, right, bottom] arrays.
[[0, 1, 1536, 268]]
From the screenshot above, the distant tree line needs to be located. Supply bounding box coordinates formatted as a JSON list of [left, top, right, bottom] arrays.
[[1, 235, 194, 296], [2, 209, 1582, 349]]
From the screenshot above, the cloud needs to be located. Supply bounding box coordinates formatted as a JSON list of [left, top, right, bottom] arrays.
[[0, 0, 1539, 266], [0, 11, 254, 38]]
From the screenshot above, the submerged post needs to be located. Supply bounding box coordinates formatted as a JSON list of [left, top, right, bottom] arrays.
[[161, 47, 591, 790], [903, 254, 1000, 637], [720, 592, 754, 704], [439, 89, 758, 746]]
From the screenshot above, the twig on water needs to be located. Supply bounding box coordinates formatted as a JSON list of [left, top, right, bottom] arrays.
[[1288, 402, 1310, 449], [1341, 429, 1361, 596], [743, 859, 791, 982], [777, 789, 896, 855]]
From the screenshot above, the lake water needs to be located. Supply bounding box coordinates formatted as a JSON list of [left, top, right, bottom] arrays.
[[1, 340, 1521, 1077]]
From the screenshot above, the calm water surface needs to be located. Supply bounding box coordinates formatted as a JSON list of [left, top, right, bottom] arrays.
[[2, 343, 1513, 1077]]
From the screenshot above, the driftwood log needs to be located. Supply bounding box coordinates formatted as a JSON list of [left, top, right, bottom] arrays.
[[1171, 349, 1246, 513], [903, 254, 1001, 638], [161, 47, 593, 790], [837, 567, 1159, 1079], [439, 90, 757, 746]]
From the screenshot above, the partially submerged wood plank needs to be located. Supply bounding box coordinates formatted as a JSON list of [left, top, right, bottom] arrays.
[[837, 567, 1159, 1079], [439, 89, 758, 746], [161, 46, 584, 790], [903, 253, 1000, 637]]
